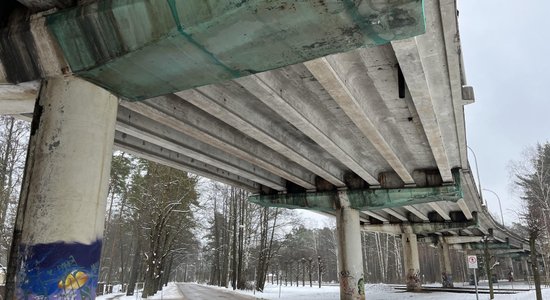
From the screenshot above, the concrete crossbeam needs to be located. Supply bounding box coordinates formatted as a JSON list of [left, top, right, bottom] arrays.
[[362, 220, 477, 235], [444, 236, 483, 244], [250, 176, 463, 212]]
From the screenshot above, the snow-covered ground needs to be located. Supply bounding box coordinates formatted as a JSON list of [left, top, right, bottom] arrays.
[[98, 281, 550, 300]]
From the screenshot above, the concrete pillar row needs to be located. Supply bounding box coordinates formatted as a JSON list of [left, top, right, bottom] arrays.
[[6, 77, 118, 299], [402, 229, 421, 291], [438, 237, 453, 287], [335, 191, 365, 300]]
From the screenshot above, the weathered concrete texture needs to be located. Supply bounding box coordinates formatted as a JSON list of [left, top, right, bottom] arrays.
[[7, 76, 117, 298], [402, 230, 421, 291], [336, 192, 364, 300], [45, 0, 425, 100], [0, 80, 39, 114], [0, 11, 68, 83], [438, 237, 454, 288], [249, 169, 463, 211], [18, 0, 75, 11], [18, 76, 117, 244]]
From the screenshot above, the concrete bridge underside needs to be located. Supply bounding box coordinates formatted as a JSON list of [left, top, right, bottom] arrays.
[[0, 0, 529, 299]]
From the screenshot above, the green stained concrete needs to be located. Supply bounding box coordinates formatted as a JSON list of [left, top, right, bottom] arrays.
[[249, 169, 463, 212], [469, 243, 513, 250], [46, 0, 424, 100]]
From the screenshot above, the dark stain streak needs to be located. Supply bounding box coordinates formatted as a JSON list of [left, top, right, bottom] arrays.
[[48, 140, 60, 152], [30, 101, 43, 136]]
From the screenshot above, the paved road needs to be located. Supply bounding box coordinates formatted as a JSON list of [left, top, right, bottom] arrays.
[[176, 283, 257, 300]]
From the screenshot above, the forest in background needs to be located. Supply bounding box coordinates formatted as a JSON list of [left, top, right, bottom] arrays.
[[1, 115, 549, 298]]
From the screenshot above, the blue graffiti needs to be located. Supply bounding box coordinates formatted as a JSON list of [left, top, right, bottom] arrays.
[[17, 240, 102, 299]]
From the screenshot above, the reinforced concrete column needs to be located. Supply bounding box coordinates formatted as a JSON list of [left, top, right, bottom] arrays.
[[506, 256, 514, 281], [7, 77, 118, 299], [522, 257, 530, 281], [438, 237, 453, 287], [402, 228, 421, 291], [335, 191, 365, 300]]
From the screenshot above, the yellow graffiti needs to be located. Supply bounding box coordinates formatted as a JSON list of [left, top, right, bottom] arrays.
[[58, 270, 88, 290]]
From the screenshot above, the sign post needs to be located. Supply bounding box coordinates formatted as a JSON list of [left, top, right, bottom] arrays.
[[468, 255, 479, 300]]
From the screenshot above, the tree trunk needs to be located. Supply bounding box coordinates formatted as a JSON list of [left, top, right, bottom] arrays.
[[237, 191, 246, 289], [127, 238, 142, 296], [231, 188, 238, 290], [530, 233, 543, 300]]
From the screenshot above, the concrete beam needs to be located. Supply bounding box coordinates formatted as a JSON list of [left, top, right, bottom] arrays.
[[363, 210, 389, 223], [0, 81, 39, 115], [176, 86, 345, 187], [428, 202, 451, 221], [237, 74, 380, 186], [114, 131, 260, 192], [250, 175, 463, 211], [461, 229, 474, 236], [403, 205, 429, 222], [439, 0, 470, 169], [121, 96, 316, 190], [444, 236, 483, 244], [392, 38, 453, 182], [362, 219, 477, 235], [304, 56, 414, 185], [116, 107, 285, 190], [456, 198, 473, 220], [382, 208, 409, 222]]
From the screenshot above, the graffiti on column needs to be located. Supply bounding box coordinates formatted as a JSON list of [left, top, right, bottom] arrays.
[[406, 268, 420, 288], [357, 276, 365, 295], [339, 270, 365, 298], [16, 240, 102, 299], [339, 270, 355, 296]]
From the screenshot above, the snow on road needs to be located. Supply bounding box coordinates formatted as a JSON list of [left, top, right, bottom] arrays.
[[98, 282, 550, 300]]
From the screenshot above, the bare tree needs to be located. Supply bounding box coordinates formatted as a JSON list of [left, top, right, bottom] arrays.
[[0, 116, 29, 266], [510, 142, 550, 300]]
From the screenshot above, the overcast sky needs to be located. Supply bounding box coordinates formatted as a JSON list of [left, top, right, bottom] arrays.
[[458, 0, 550, 224]]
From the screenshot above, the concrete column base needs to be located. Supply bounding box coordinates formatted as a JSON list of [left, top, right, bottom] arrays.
[[438, 237, 453, 288], [336, 191, 365, 300], [402, 230, 421, 291]]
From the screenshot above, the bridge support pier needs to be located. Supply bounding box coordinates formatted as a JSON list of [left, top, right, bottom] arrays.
[[402, 229, 421, 291], [335, 191, 365, 300], [438, 237, 453, 287], [522, 257, 530, 281], [6, 77, 117, 299], [506, 256, 514, 281]]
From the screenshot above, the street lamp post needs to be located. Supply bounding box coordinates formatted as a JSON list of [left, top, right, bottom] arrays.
[[467, 146, 485, 206], [483, 188, 505, 226]]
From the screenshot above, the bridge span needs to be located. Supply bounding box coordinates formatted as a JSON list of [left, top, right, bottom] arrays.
[[0, 0, 528, 299]]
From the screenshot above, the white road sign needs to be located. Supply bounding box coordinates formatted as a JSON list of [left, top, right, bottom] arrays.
[[468, 255, 478, 269]]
